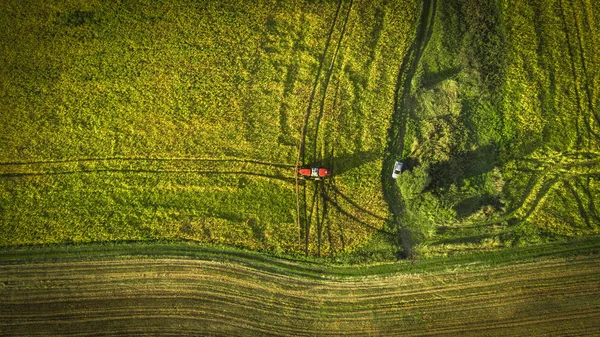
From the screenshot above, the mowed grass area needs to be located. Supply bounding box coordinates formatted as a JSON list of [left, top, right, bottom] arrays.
[[0, 0, 420, 257], [389, 0, 600, 257], [1, 241, 599, 336]]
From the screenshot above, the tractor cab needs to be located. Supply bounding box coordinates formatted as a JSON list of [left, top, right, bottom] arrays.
[[297, 166, 331, 180]]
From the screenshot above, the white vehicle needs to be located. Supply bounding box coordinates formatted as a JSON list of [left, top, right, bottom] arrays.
[[392, 161, 403, 179]]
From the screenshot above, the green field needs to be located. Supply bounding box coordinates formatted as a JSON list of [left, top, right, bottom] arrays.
[[386, 0, 600, 258], [1, 0, 599, 261], [0, 0, 421, 259]]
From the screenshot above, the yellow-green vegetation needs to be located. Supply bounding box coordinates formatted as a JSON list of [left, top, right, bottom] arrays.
[[1, 0, 599, 262], [390, 0, 600, 258], [0, 0, 420, 258], [1, 241, 599, 335]]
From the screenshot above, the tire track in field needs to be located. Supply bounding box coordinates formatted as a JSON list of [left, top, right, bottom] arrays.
[[318, 178, 390, 254], [294, 0, 344, 245], [311, 0, 353, 162], [444, 154, 599, 236], [507, 150, 600, 228], [557, 0, 595, 145], [578, 177, 600, 223], [581, 0, 600, 118], [511, 172, 565, 221], [0, 157, 294, 168], [296, 0, 343, 166], [0, 157, 296, 183], [451, 151, 600, 232], [301, 0, 372, 254], [322, 192, 393, 235], [316, 182, 328, 257], [304, 0, 418, 256], [570, 0, 598, 128], [327, 183, 387, 221], [325, 165, 343, 254], [304, 182, 319, 255], [0, 169, 296, 183], [295, 0, 354, 255], [517, 175, 561, 221], [382, 0, 438, 257], [304, 182, 328, 257], [578, 0, 600, 135], [564, 180, 592, 228]]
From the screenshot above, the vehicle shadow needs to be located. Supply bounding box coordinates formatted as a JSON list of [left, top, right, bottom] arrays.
[[310, 149, 379, 177]]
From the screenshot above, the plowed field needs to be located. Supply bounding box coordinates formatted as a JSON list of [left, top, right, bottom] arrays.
[[1, 243, 599, 336]]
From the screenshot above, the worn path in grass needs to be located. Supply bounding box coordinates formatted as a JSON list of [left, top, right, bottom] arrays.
[[1, 240, 599, 336], [382, 0, 438, 256]]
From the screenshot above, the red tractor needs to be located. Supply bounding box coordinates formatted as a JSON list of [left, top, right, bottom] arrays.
[[297, 166, 331, 180]]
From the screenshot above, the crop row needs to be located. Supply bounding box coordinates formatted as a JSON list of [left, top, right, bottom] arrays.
[[1, 250, 599, 335]]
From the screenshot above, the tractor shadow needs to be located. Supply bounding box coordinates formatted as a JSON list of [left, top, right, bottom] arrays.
[[306, 149, 379, 177]]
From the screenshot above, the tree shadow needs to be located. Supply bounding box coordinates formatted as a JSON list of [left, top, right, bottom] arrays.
[[421, 66, 461, 88], [453, 193, 503, 219], [427, 143, 498, 191]]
